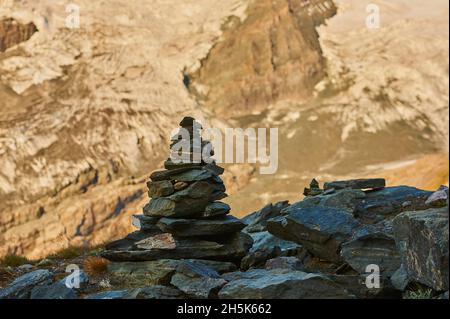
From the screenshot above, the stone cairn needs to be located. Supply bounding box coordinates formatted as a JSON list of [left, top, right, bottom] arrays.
[[102, 117, 253, 264]]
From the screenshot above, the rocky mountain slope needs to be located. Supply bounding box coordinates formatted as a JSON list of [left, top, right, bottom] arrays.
[[0, 0, 250, 259]]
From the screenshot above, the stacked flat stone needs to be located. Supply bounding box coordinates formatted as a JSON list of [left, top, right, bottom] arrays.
[[102, 117, 253, 264]]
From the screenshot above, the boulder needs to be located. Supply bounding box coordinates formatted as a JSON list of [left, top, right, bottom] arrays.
[[0, 269, 54, 299], [164, 159, 205, 171], [218, 269, 353, 299], [390, 264, 410, 291], [341, 229, 400, 276], [106, 258, 236, 288], [59, 270, 90, 290], [107, 260, 180, 286], [393, 207, 449, 291], [354, 186, 433, 223], [157, 216, 245, 237], [425, 186, 449, 208], [170, 261, 227, 299], [324, 178, 386, 190], [267, 206, 362, 262], [104, 230, 162, 252], [291, 188, 366, 214], [30, 282, 78, 299]]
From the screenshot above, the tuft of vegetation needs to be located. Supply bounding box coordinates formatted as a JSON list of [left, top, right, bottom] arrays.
[[83, 256, 109, 276], [47, 246, 87, 260], [404, 288, 434, 299], [0, 254, 30, 267]]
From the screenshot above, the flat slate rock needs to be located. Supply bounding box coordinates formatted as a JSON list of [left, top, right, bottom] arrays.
[[324, 179, 386, 190], [164, 159, 206, 171], [267, 206, 362, 262], [102, 232, 253, 263], [157, 215, 245, 237], [203, 202, 231, 217], [0, 269, 54, 299], [354, 186, 433, 223], [105, 230, 163, 252], [248, 231, 300, 253], [291, 188, 366, 214], [170, 261, 227, 299], [143, 181, 213, 218], [132, 215, 160, 231], [150, 164, 224, 182], [218, 269, 353, 299], [326, 274, 401, 299]]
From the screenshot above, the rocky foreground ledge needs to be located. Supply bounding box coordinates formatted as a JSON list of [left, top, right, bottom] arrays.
[[0, 118, 448, 299], [0, 178, 448, 299]]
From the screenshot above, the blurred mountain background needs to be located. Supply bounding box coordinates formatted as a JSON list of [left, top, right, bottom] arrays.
[[0, 0, 448, 259]]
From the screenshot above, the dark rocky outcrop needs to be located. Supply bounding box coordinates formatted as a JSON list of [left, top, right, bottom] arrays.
[[267, 206, 362, 262], [170, 261, 227, 299], [0, 270, 53, 299], [393, 206, 449, 291], [0, 18, 37, 52], [242, 201, 290, 233], [218, 269, 353, 299], [3, 146, 446, 299], [340, 228, 400, 276], [188, 0, 337, 118], [30, 282, 78, 299]]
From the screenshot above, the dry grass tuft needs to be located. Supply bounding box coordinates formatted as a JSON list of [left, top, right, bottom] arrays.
[[0, 254, 30, 267], [83, 256, 109, 276], [47, 246, 87, 260]]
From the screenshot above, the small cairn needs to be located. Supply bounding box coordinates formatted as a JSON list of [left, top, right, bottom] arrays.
[[102, 117, 253, 264], [303, 178, 323, 197]]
